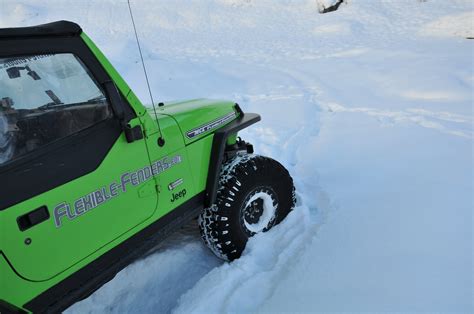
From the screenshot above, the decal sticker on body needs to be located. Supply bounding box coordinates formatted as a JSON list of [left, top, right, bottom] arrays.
[[186, 111, 236, 139], [53, 155, 182, 228]]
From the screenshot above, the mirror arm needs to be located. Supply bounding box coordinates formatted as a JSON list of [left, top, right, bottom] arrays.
[[103, 80, 125, 122], [103, 81, 143, 143]]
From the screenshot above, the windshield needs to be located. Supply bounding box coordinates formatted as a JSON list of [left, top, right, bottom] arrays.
[[0, 53, 111, 165], [0, 54, 106, 109]]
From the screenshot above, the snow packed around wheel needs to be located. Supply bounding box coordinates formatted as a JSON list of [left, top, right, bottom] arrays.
[[1, 0, 472, 312]]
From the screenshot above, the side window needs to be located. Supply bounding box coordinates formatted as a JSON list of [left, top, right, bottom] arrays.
[[0, 53, 111, 165]]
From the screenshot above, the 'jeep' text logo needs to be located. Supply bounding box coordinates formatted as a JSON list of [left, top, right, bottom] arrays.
[[170, 189, 187, 203]]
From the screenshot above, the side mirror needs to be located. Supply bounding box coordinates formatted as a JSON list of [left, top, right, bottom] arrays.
[[103, 81, 143, 143], [124, 124, 144, 143]]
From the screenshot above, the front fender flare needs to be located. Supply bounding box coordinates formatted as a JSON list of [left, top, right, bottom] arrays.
[[205, 108, 261, 207]]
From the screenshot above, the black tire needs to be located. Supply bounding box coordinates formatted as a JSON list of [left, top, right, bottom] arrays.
[[199, 153, 296, 261]]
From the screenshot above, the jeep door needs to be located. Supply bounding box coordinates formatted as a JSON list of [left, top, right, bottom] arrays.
[[0, 36, 157, 281]]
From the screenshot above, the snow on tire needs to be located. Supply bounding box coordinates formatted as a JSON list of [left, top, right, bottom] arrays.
[[199, 153, 296, 261]]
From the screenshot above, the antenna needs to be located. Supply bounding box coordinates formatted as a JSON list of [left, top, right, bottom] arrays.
[[127, 0, 165, 146]]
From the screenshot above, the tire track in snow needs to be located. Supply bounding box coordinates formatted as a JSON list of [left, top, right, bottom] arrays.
[[319, 101, 473, 139]]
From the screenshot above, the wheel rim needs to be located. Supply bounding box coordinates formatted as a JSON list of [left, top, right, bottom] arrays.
[[241, 187, 278, 234]]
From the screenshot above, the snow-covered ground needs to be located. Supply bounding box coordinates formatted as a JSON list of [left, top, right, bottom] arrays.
[[1, 0, 472, 312]]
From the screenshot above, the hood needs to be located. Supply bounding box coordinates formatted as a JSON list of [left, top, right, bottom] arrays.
[[156, 99, 239, 145]]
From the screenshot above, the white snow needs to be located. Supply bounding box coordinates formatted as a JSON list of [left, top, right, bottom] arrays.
[[420, 11, 474, 38], [1, 0, 472, 312], [243, 191, 277, 233]]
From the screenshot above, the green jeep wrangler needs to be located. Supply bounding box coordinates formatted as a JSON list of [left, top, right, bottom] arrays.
[[0, 21, 295, 313]]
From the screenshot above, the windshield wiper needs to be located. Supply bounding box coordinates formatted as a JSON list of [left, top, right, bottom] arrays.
[[38, 102, 61, 110], [37, 97, 106, 111]]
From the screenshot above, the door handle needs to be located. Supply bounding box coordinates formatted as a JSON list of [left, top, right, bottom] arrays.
[[17, 206, 50, 231]]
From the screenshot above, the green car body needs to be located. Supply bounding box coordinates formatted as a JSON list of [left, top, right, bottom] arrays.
[[0, 22, 259, 313]]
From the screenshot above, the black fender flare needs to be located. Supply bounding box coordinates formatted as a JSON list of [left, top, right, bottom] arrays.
[[205, 105, 261, 207]]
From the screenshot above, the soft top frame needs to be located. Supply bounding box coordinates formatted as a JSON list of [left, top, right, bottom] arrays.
[[0, 20, 81, 39]]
